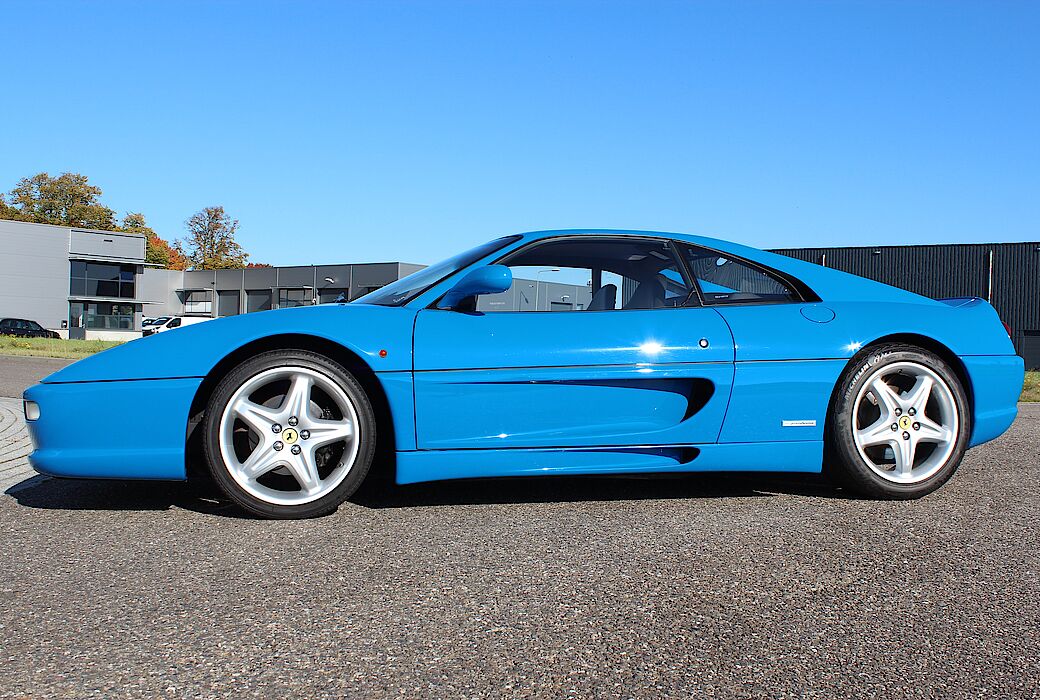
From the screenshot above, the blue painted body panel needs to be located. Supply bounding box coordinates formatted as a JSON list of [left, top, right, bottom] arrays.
[[962, 354, 1024, 447], [43, 303, 418, 383], [396, 440, 823, 484], [22, 229, 1024, 487], [412, 306, 734, 370], [720, 360, 847, 443], [24, 378, 201, 479], [413, 306, 734, 449], [413, 363, 733, 449]]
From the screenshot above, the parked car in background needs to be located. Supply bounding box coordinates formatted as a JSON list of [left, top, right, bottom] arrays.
[[141, 316, 212, 337], [0, 318, 60, 339]]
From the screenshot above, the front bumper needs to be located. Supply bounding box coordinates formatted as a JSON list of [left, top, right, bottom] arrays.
[[23, 377, 202, 480]]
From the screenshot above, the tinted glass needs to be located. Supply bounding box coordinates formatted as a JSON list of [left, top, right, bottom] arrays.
[[86, 263, 119, 281], [357, 236, 522, 307], [680, 244, 797, 304], [477, 237, 692, 312], [278, 289, 311, 308], [319, 288, 350, 304], [71, 261, 136, 299]]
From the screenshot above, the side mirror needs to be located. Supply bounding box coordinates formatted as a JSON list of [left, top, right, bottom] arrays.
[[438, 265, 512, 310]]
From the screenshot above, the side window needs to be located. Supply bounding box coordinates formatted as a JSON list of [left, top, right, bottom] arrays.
[[680, 244, 798, 304], [168, 318, 182, 328], [477, 237, 693, 312]]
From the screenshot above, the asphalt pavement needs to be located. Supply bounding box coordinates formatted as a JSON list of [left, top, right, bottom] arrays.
[[1, 384, 1037, 697], [0, 355, 72, 399]]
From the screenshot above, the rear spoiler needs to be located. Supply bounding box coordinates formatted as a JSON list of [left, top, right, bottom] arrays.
[[937, 296, 985, 309], [939, 297, 1013, 339]]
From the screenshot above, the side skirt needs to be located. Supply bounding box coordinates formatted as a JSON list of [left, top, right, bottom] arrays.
[[395, 440, 823, 485]]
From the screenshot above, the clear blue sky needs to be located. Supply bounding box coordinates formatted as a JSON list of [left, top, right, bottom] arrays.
[[1, 1, 1037, 266]]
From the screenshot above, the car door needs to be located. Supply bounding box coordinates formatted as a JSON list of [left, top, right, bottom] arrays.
[[675, 242, 847, 445], [412, 235, 735, 450]]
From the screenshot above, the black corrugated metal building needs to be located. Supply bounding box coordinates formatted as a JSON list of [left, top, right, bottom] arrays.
[[770, 242, 1040, 370]]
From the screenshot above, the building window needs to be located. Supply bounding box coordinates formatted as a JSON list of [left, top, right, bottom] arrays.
[[69, 302, 135, 330], [183, 291, 212, 314], [319, 288, 350, 304], [246, 290, 273, 313], [70, 261, 136, 299], [217, 290, 240, 317], [277, 288, 312, 308]]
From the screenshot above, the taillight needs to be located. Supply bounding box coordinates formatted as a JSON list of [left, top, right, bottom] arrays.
[[1002, 321, 1013, 338]]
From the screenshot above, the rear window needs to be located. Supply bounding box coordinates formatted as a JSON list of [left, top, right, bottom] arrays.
[[680, 244, 799, 304]]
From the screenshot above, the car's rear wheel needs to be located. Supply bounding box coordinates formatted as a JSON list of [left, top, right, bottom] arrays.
[[830, 344, 970, 499], [203, 350, 376, 518]]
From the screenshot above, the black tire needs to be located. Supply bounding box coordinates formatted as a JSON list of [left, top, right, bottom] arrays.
[[203, 349, 377, 519], [829, 343, 971, 499]]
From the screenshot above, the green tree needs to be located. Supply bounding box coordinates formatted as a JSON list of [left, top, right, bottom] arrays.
[[6, 172, 116, 229], [121, 212, 188, 270], [0, 195, 29, 222], [177, 206, 249, 270]]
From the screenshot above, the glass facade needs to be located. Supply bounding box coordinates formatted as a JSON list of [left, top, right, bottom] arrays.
[[70, 261, 136, 299], [183, 290, 212, 314], [69, 302, 135, 330], [319, 288, 350, 304], [277, 288, 312, 308]]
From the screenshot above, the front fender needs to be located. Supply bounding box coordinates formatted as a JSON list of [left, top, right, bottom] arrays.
[[43, 304, 418, 383]]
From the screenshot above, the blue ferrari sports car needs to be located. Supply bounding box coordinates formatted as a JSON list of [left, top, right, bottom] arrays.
[[24, 230, 1024, 518]]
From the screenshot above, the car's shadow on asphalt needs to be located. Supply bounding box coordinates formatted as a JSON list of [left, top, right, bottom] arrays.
[[4, 475, 238, 516], [5, 468, 854, 518], [351, 471, 854, 509]]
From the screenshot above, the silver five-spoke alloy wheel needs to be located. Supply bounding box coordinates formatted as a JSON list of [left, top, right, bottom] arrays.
[[218, 366, 361, 506], [852, 360, 959, 484]]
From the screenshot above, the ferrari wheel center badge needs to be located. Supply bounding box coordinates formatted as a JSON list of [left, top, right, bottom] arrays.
[[281, 428, 299, 445]]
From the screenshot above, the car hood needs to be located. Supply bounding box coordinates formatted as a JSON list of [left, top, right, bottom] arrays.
[[43, 303, 418, 383]]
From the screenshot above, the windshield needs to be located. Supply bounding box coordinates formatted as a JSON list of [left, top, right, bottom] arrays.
[[354, 235, 522, 307]]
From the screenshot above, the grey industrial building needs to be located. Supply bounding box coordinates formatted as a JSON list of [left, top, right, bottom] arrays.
[[1, 219, 1037, 368], [140, 262, 427, 326], [0, 219, 148, 340], [0, 219, 422, 340], [771, 241, 1040, 369]]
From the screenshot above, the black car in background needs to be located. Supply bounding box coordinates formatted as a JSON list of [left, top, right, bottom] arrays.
[[0, 318, 60, 339]]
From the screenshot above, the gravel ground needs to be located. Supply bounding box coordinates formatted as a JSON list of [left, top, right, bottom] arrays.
[[0, 405, 1037, 698], [0, 398, 32, 491]]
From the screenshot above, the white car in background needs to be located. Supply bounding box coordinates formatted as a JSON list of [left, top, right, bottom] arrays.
[[142, 316, 213, 337]]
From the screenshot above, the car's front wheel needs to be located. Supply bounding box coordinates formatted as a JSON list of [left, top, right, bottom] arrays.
[[203, 350, 376, 518], [830, 344, 970, 499]]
